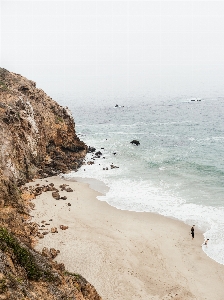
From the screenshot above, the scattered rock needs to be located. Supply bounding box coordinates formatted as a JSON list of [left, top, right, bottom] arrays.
[[54, 263, 65, 272], [51, 227, 58, 233], [59, 184, 69, 191], [60, 225, 68, 230], [29, 202, 35, 209], [88, 146, 96, 153], [42, 247, 60, 259], [68, 203, 71, 206], [50, 248, 60, 259], [42, 247, 51, 258], [95, 151, 102, 157], [52, 191, 60, 200], [110, 164, 119, 169], [65, 188, 73, 192]]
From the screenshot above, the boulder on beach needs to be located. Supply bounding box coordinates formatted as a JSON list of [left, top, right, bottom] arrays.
[[60, 225, 68, 230], [52, 191, 60, 200], [51, 227, 58, 233]]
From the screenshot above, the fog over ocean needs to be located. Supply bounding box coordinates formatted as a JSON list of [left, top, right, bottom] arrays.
[[2, 1, 224, 106]]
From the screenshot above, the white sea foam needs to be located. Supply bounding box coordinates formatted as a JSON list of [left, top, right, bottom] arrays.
[[212, 136, 224, 141], [65, 153, 224, 265], [120, 122, 148, 127], [107, 132, 146, 135]]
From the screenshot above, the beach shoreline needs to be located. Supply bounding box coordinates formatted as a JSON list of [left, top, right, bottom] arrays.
[[28, 175, 224, 300]]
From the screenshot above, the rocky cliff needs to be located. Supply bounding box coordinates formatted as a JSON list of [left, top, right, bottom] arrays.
[[0, 68, 101, 299]]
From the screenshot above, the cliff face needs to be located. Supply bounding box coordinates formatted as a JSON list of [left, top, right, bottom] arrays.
[[0, 68, 86, 206], [0, 68, 101, 299], [0, 67, 88, 212]]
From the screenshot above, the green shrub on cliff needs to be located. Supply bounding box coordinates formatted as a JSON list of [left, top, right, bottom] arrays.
[[0, 227, 47, 280], [0, 80, 8, 91], [55, 116, 64, 123]]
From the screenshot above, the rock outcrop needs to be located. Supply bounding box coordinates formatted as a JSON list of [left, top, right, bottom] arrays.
[[130, 139, 140, 146], [0, 68, 101, 299], [0, 68, 87, 187]]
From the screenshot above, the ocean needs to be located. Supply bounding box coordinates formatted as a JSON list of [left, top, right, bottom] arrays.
[[58, 96, 224, 265]]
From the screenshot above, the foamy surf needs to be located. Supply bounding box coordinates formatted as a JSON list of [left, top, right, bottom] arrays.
[[64, 157, 224, 265]]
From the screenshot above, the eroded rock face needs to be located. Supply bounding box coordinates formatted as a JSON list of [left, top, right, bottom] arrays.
[[0, 69, 102, 299], [0, 68, 87, 206]]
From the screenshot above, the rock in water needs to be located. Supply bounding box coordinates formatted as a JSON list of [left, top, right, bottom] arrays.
[[130, 139, 140, 146]]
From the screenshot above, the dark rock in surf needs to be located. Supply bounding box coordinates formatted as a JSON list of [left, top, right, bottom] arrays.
[[88, 146, 96, 153], [95, 151, 102, 157], [130, 140, 140, 146]]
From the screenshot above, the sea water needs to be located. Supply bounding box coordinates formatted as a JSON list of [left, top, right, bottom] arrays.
[[58, 96, 224, 265]]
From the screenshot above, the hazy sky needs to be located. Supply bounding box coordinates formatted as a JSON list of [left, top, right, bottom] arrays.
[[1, 1, 224, 105]]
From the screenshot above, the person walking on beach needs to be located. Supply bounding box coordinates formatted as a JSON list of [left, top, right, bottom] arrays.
[[191, 225, 195, 240], [203, 239, 209, 247]]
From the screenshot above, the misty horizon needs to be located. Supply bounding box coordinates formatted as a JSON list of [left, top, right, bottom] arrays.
[[1, 1, 224, 105]]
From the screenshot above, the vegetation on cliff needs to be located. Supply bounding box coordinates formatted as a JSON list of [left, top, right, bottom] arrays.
[[0, 68, 101, 299]]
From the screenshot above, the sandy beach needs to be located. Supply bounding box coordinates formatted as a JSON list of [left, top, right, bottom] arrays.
[[28, 176, 224, 300]]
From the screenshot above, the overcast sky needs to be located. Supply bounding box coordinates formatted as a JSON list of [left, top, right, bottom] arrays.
[[1, 1, 224, 105]]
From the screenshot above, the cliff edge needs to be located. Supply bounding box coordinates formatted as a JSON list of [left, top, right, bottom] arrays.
[[0, 68, 101, 299]]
